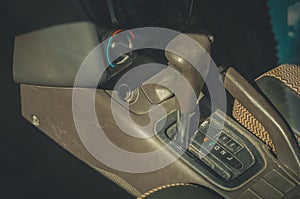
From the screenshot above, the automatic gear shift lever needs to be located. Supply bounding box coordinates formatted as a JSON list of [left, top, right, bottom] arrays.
[[165, 33, 211, 148]]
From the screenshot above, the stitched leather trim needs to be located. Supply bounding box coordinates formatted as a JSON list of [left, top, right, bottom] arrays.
[[232, 100, 276, 152], [137, 183, 194, 199], [256, 64, 300, 95], [233, 64, 300, 152]]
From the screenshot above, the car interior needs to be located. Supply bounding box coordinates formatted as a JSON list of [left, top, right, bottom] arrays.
[[1, 0, 300, 198]]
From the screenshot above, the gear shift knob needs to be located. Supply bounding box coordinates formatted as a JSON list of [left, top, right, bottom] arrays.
[[165, 33, 211, 148], [165, 33, 210, 112]]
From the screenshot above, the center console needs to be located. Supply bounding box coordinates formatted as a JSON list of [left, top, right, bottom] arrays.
[[157, 109, 264, 189]]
